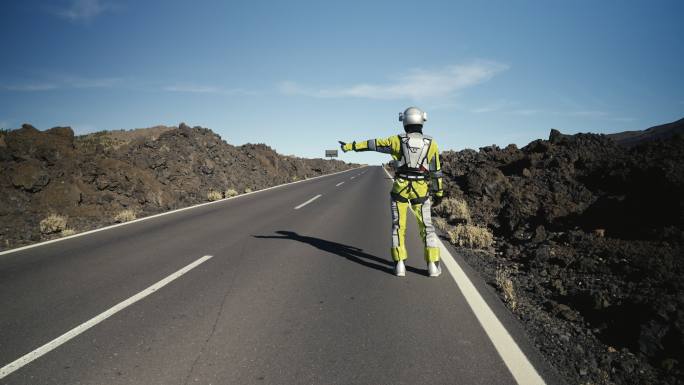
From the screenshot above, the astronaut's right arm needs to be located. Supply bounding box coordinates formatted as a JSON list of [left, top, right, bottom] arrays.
[[340, 136, 399, 154]]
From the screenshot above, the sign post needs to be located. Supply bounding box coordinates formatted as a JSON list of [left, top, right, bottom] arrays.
[[325, 150, 338, 159]]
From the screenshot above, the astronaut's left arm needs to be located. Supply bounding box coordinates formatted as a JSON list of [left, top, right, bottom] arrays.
[[428, 141, 444, 198]]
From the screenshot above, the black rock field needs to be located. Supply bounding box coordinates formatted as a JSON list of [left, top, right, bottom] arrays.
[[434, 118, 684, 384], [0, 123, 357, 250]]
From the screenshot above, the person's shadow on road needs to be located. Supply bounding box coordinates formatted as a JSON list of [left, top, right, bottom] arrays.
[[253, 231, 426, 276]]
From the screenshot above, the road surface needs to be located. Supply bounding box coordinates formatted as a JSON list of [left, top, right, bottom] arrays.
[[0, 166, 563, 384]]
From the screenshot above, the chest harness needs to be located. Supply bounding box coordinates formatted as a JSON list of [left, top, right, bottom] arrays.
[[391, 133, 433, 204]]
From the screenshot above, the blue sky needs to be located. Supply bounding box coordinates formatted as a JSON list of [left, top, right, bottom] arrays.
[[1, 0, 682, 164]]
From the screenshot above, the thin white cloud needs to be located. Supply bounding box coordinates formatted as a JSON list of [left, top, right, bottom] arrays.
[[1, 83, 58, 91], [1, 77, 256, 95], [280, 61, 508, 100], [0, 76, 120, 91], [163, 84, 255, 95], [55, 0, 117, 22]]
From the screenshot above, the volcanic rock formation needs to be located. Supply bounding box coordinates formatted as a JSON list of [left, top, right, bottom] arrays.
[[0, 123, 356, 250], [435, 121, 683, 385]]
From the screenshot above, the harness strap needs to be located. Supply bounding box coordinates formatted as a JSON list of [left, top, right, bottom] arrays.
[[391, 192, 429, 204], [395, 172, 428, 180], [391, 179, 429, 205]]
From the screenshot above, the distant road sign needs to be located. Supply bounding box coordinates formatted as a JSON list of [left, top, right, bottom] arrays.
[[325, 150, 338, 158]]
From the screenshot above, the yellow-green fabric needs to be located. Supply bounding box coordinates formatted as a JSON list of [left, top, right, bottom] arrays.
[[344, 134, 443, 262], [390, 198, 441, 262], [391, 177, 430, 197], [343, 135, 443, 196]]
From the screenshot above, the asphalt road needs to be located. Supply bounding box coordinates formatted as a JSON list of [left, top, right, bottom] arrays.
[[0, 166, 563, 385]]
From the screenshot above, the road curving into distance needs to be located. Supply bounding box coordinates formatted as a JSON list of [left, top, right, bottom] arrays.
[[0, 166, 564, 385]]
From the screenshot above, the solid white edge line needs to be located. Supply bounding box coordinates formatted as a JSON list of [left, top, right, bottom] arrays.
[[0, 166, 367, 257], [0, 254, 214, 380], [335, 182, 345, 187], [380, 166, 545, 385], [437, 245, 546, 385], [294, 194, 322, 210]]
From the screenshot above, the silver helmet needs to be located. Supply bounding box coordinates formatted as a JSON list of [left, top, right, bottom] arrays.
[[398, 106, 427, 127]]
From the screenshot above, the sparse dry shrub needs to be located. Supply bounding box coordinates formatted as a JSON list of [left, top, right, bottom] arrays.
[[434, 197, 471, 224], [61, 228, 76, 236], [114, 209, 137, 223], [207, 190, 223, 202], [448, 224, 493, 249], [244, 188, 253, 193], [224, 189, 238, 198], [40, 214, 68, 234], [432, 217, 450, 233], [496, 267, 517, 310]]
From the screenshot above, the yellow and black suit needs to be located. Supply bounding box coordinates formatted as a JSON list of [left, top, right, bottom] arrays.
[[342, 133, 443, 263]]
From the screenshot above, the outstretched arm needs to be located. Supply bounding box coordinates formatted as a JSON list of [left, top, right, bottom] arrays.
[[339, 136, 397, 154]]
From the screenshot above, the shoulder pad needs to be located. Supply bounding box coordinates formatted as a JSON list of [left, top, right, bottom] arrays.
[[422, 134, 432, 140]]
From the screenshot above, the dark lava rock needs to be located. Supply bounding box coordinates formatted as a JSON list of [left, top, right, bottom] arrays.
[[436, 126, 684, 385], [0, 123, 357, 250], [9, 159, 50, 192]]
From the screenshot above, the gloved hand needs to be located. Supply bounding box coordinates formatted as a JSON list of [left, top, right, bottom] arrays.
[[431, 193, 443, 206], [338, 141, 348, 153]]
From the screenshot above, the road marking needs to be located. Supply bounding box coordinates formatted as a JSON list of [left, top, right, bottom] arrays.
[[294, 194, 322, 210], [381, 166, 545, 385], [0, 166, 367, 257], [350, 176, 356, 179], [437, 245, 545, 384], [0, 255, 214, 380], [336, 182, 345, 187]]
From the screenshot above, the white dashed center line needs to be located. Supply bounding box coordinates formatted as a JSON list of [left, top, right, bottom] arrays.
[[0, 255, 214, 380], [336, 182, 344, 187], [294, 194, 322, 210]]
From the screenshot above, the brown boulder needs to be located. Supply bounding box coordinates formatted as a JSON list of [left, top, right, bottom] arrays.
[[36, 179, 82, 209], [10, 160, 50, 192], [46, 126, 74, 139]]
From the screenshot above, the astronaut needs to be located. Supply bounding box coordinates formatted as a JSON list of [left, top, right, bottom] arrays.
[[339, 107, 444, 277]]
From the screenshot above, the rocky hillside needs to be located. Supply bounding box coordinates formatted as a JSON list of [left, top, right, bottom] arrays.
[[433, 125, 683, 384], [0, 123, 357, 251], [608, 117, 684, 147]]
